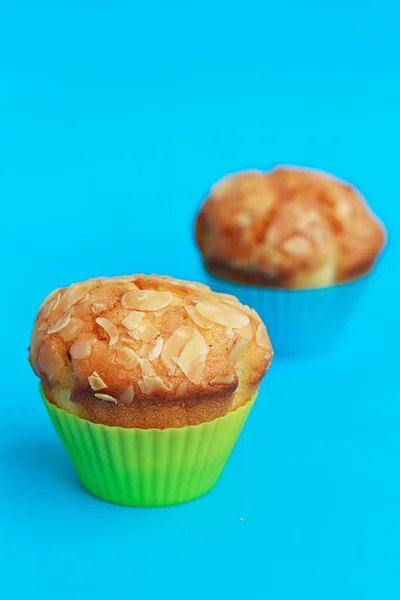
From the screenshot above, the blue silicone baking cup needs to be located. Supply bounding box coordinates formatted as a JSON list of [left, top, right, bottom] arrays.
[[203, 270, 371, 358]]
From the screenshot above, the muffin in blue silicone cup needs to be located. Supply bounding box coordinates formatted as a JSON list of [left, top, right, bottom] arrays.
[[195, 166, 386, 357]]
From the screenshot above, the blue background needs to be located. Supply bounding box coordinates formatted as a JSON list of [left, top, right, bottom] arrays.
[[1, 1, 399, 598]]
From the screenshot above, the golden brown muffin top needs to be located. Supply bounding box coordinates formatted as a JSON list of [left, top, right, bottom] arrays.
[[29, 275, 272, 427], [196, 166, 386, 288]]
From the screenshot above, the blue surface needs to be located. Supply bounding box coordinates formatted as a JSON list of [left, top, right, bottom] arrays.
[[1, 1, 400, 598]]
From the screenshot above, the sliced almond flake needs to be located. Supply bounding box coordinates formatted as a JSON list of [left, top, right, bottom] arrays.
[[39, 288, 61, 313], [335, 198, 352, 220], [111, 275, 137, 282], [282, 235, 312, 256], [120, 386, 134, 404], [218, 293, 241, 306], [121, 336, 136, 345], [38, 339, 64, 379], [186, 281, 210, 291], [115, 347, 140, 370], [177, 333, 208, 385], [256, 323, 270, 349], [265, 350, 273, 362], [58, 281, 94, 312], [148, 337, 164, 361], [121, 311, 145, 330], [219, 294, 256, 319], [88, 371, 107, 391], [94, 393, 117, 403], [174, 382, 189, 398], [92, 303, 107, 316], [161, 326, 196, 375], [121, 289, 173, 311], [96, 317, 119, 346], [59, 318, 85, 342], [185, 305, 214, 329], [79, 293, 91, 304], [236, 322, 254, 341], [210, 373, 235, 384], [42, 291, 61, 319], [196, 301, 250, 329], [224, 326, 234, 337], [235, 212, 252, 227], [140, 358, 157, 377], [47, 309, 73, 335], [297, 210, 320, 230], [154, 310, 165, 319], [229, 338, 250, 364], [138, 343, 151, 358], [139, 323, 160, 343], [126, 329, 141, 341], [70, 340, 92, 359], [139, 375, 169, 395]]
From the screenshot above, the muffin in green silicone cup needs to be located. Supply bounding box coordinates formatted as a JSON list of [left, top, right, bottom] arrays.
[[29, 274, 273, 507]]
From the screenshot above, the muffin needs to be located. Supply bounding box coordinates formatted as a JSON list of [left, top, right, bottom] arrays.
[[29, 274, 273, 506], [195, 166, 386, 356]]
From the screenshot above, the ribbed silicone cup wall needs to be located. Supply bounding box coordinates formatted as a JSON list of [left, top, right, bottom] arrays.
[[41, 388, 256, 507]]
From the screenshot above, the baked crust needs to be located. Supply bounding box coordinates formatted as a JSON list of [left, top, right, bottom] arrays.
[[29, 275, 272, 428], [195, 167, 386, 288]]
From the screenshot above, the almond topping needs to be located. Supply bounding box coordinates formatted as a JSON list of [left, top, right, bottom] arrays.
[[256, 323, 270, 349], [218, 293, 241, 306], [120, 386, 134, 404], [265, 350, 273, 362], [229, 338, 250, 364], [70, 340, 92, 359], [186, 281, 210, 291], [148, 337, 164, 361], [335, 198, 352, 220], [42, 291, 61, 319], [88, 371, 107, 391], [177, 333, 208, 385], [47, 309, 73, 335], [59, 318, 85, 342], [138, 343, 151, 358], [94, 393, 117, 403], [115, 347, 140, 370], [210, 373, 235, 384], [121, 311, 145, 330], [96, 317, 119, 346], [121, 289, 173, 311], [140, 358, 157, 377], [174, 382, 189, 398], [139, 323, 160, 342], [39, 288, 61, 313], [235, 212, 252, 227], [92, 303, 107, 316], [38, 339, 64, 379], [161, 326, 196, 375], [196, 301, 250, 328], [111, 275, 137, 282], [236, 322, 254, 341], [58, 281, 94, 312], [127, 329, 141, 341], [282, 235, 312, 256], [185, 305, 214, 329], [138, 375, 169, 395]]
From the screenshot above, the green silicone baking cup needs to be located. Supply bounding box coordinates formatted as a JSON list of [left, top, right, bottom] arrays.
[[41, 387, 256, 507]]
